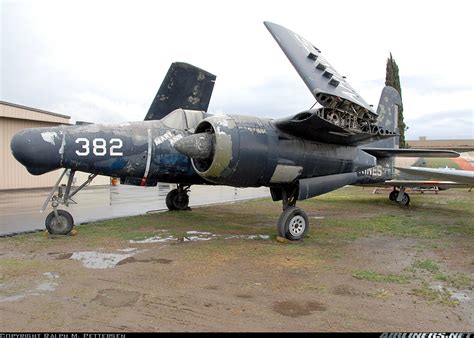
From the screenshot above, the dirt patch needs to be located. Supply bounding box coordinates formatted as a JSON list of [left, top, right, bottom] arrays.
[[92, 289, 141, 308], [146, 258, 173, 264], [332, 284, 360, 297], [272, 300, 327, 317], [55, 253, 73, 260]]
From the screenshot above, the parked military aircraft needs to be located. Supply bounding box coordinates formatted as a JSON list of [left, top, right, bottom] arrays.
[[395, 166, 474, 185], [360, 153, 474, 203], [10, 22, 459, 240]]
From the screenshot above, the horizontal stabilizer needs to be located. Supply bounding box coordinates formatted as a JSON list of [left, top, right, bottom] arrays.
[[362, 148, 459, 158], [145, 62, 216, 121]]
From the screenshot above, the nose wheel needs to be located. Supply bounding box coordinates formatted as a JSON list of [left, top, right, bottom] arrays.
[[166, 185, 190, 211], [45, 209, 74, 235], [41, 169, 96, 235]]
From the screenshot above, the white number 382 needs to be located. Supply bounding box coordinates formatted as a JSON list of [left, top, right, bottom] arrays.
[[75, 138, 123, 156]]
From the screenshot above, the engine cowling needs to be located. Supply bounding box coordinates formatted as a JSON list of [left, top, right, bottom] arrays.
[[175, 115, 276, 187]]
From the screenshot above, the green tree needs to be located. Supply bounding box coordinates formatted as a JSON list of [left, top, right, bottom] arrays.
[[385, 53, 407, 148]]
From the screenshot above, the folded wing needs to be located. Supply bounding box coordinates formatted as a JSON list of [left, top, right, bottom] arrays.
[[264, 21, 375, 120], [266, 22, 399, 146]]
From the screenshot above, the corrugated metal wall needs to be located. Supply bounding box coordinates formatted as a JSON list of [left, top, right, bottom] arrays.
[[1, 117, 110, 190]]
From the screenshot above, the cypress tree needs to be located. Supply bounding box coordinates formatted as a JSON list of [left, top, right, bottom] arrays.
[[385, 53, 407, 148]]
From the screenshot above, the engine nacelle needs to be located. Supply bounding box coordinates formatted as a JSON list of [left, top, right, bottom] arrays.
[[189, 115, 275, 187]]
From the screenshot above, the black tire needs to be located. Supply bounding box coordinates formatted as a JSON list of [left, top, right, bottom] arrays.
[[45, 209, 74, 235], [389, 190, 399, 201], [398, 193, 410, 206], [166, 189, 189, 211], [166, 189, 179, 210], [277, 207, 309, 241]]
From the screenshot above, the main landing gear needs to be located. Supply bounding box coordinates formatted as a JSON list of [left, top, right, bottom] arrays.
[[166, 184, 190, 211], [275, 186, 309, 241], [42, 169, 96, 235], [389, 187, 410, 206]]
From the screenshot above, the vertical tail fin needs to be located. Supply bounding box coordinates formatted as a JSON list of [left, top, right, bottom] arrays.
[[357, 86, 402, 184], [144, 62, 216, 121], [366, 86, 402, 149]]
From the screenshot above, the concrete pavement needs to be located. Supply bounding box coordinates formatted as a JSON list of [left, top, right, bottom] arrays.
[[0, 183, 270, 236]]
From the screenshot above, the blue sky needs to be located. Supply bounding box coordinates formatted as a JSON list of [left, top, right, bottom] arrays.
[[1, 0, 473, 140]]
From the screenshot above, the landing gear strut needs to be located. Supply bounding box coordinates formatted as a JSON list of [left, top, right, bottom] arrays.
[[166, 184, 190, 211], [275, 186, 309, 241], [388, 188, 410, 206], [42, 169, 96, 235]]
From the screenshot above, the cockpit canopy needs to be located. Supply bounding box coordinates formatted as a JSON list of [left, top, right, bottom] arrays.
[[161, 109, 207, 131]]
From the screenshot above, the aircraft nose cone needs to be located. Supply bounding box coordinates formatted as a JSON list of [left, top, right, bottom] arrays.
[[10, 128, 63, 175], [174, 133, 214, 159]]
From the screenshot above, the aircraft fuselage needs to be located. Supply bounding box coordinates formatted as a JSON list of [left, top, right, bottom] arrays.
[[11, 116, 377, 188]]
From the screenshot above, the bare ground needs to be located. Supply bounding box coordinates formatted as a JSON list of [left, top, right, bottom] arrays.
[[0, 187, 473, 331]]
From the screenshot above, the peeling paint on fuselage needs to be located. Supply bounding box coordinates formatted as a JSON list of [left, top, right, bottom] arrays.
[[40, 131, 58, 146]]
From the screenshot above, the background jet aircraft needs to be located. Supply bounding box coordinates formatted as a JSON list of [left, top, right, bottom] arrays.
[[395, 166, 474, 185], [10, 22, 458, 240], [360, 153, 474, 203]]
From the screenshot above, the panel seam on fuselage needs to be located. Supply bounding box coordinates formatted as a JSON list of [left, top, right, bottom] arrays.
[[140, 129, 153, 186]]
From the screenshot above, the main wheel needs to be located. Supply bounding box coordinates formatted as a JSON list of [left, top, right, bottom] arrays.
[[166, 189, 178, 210], [277, 207, 309, 241], [389, 190, 399, 201], [397, 192, 410, 206], [45, 209, 74, 235], [166, 189, 189, 211]]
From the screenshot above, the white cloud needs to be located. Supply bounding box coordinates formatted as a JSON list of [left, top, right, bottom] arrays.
[[1, 0, 473, 139]]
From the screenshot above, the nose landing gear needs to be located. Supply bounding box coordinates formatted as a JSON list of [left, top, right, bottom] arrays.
[[42, 169, 96, 235]]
